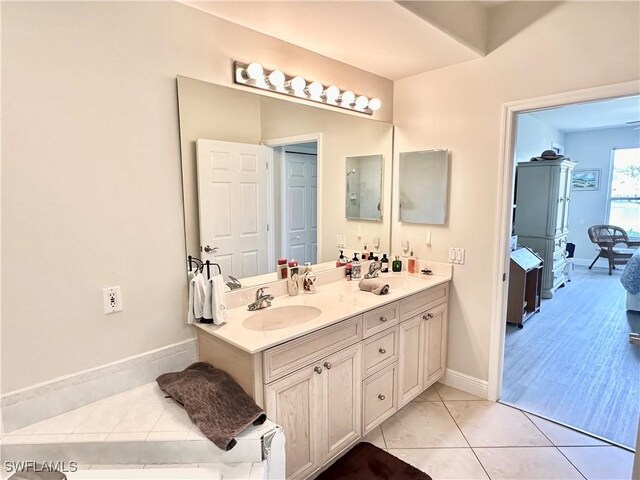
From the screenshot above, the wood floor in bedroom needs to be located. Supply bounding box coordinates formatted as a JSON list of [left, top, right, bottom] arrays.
[[501, 264, 640, 448]]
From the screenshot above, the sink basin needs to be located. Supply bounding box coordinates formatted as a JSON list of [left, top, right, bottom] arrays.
[[243, 306, 322, 331]]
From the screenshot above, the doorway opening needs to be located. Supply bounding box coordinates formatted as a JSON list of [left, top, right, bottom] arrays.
[[499, 94, 640, 449]]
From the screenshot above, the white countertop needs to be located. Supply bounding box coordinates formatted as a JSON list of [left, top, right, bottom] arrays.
[[194, 271, 451, 354]]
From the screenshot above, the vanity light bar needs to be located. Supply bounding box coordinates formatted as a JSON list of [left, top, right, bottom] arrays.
[[233, 61, 381, 115]]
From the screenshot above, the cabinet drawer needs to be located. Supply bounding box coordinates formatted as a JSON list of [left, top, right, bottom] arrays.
[[401, 284, 448, 321], [552, 262, 567, 290], [363, 363, 398, 433], [363, 302, 399, 338], [263, 315, 363, 383], [363, 326, 399, 377]]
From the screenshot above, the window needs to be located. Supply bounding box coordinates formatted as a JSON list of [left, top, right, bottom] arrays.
[[609, 147, 640, 238]]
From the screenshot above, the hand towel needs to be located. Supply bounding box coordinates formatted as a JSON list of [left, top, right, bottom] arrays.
[[187, 269, 196, 324], [202, 278, 214, 323], [359, 278, 390, 295], [212, 274, 228, 325], [193, 272, 207, 321]]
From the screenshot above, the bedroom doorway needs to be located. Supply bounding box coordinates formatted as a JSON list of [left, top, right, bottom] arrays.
[[487, 83, 640, 452]]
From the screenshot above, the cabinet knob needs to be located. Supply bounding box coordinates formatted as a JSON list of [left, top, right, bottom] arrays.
[[378, 394, 386, 400], [423, 313, 434, 320], [314, 366, 323, 374], [379, 316, 388, 322], [379, 348, 386, 354], [323, 362, 332, 370]]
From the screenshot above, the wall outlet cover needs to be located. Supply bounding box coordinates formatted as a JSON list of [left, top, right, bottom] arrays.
[[103, 286, 123, 314]]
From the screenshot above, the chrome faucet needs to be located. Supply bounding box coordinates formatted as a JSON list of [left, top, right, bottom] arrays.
[[365, 260, 382, 279], [247, 287, 274, 311], [226, 275, 242, 291]]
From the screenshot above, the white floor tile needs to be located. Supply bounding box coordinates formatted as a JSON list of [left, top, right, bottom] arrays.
[[111, 403, 166, 433], [413, 385, 442, 402], [382, 401, 468, 448], [389, 448, 489, 480], [474, 447, 583, 479], [65, 433, 109, 443], [360, 426, 387, 450], [151, 403, 192, 432], [186, 427, 207, 441], [559, 446, 634, 480], [435, 383, 483, 401], [524, 412, 608, 447], [73, 403, 129, 433], [31, 405, 98, 434], [445, 401, 552, 447]]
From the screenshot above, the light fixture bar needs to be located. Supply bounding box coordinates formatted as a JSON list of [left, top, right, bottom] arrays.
[[233, 61, 381, 115]]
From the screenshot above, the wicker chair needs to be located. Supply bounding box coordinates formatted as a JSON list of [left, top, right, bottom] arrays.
[[587, 225, 640, 275]]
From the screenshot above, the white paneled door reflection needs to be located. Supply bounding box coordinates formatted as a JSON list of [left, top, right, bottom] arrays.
[[196, 139, 271, 281], [285, 151, 317, 265]]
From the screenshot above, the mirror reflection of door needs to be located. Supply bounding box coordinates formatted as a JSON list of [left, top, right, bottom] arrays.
[[196, 139, 271, 281], [283, 144, 317, 265]]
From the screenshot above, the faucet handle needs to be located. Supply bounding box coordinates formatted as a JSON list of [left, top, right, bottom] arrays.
[[256, 287, 268, 298]]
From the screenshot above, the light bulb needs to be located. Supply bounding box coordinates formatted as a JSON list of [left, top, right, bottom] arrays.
[[243, 62, 264, 80], [267, 70, 285, 88], [323, 86, 340, 102], [340, 90, 355, 106], [286, 76, 306, 93], [355, 95, 369, 109], [306, 81, 323, 98], [368, 98, 382, 111]]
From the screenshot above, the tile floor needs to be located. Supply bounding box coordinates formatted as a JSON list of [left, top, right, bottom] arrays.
[[362, 383, 635, 480]]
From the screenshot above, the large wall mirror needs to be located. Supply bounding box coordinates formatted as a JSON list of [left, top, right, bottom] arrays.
[[177, 76, 393, 290]]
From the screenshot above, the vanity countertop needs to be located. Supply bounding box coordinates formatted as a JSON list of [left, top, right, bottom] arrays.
[[194, 271, 451, 354]]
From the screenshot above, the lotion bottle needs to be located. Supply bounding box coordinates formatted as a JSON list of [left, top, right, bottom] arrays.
[[408, 250, 417, 274], [381, 254, 389, 273], [288, 260, 299, 296], [303, 263, 316, 294]]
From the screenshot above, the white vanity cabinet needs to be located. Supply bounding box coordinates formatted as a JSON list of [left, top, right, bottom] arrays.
[[196, 280, 449, 480]]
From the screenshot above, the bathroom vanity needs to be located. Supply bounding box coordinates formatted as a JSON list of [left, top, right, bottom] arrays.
[[194, 271, 450, 480]]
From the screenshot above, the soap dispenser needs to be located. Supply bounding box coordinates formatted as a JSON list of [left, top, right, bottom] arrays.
[[392, 255, 403, 273], [288, 260, 299, 296], [303, 263, 317, 294], [351, 253, 362, 279], [336, 250, 348, 267], [381, 254, 389, 273], [408, 250, 417, 274]]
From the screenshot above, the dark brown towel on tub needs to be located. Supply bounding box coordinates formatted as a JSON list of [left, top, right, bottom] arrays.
[[156, 362, 266, 451]]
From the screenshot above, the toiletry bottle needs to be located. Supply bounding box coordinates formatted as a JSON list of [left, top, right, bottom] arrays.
[[336, 250, 348, 267], [345, 262, 352, 281], [303, 263, 316, 294], [408, 250, 417, 274], [381, 254, 389, 273], [351, 253, 362, 279], [362, 245, 369, 261], [288, 260, 299, 296], [277, 258, 288, 279], [392, 255, 403, 273]]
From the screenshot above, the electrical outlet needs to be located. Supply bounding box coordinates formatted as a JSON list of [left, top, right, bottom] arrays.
[[103, 286, 123, 314], [336, 235, 346, 248], [449, 247, 465, 265]]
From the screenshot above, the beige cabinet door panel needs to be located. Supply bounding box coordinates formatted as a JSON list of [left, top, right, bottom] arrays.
[[265, 365, 322, 480], [422, 303, 448, 387], [322, 343, 362, 462], [398, 315, 424, 407]]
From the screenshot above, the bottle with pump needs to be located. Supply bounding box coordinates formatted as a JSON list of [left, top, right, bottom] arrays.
[[345, 262, 352, 281], [381, 254, 389, 273], [408, 250, 417, 274], [362, 246, 369, 261], [288, 260, 299, 296], [303, 263, 316, 294], [392, 255, 403, 273], [351, 253, 362, 279], [336, 250, 348, 268]]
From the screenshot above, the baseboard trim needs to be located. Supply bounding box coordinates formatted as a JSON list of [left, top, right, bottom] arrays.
[[439, 368, 489, 399], [1, 338, 197, 433]]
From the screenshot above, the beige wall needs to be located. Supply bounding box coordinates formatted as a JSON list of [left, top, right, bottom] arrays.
[[1, 1, 393, 393], [392, 1, 640, 381]]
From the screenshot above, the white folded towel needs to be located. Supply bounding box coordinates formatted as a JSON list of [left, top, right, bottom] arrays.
[[211, 274, 228, 325], [187, 269, 196, 324], [193, 272, 207, 321], [203, 278, 214, 323]]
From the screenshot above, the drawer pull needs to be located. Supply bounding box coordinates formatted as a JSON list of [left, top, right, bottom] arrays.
[[423, 313, 434, 320], [314, 366, 323, 374], [323, 362, 332, 370], [378, 394, 386, 401], [379, 316, 388, 322], [378, 348, 387, 354]]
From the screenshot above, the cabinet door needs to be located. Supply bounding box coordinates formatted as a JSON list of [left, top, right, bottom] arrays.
[[554, 166, 568, 235], [562, 167, 572, 233], [265, 365, 323, 480], [322, 343, 362, 462], [398, 315, 424, 407], [422, 303, 448, 386]]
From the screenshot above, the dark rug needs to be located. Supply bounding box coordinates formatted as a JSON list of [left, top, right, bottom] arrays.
[[316, 442, 432, 480]]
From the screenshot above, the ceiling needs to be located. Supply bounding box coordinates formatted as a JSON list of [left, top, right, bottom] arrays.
[[179, 1, 495, 80], [527, 96, 640, 133]]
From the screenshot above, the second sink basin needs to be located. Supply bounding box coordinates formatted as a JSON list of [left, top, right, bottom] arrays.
[[243, 306, 322, 331]]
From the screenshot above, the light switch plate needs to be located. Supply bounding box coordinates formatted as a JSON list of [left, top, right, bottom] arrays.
[[336, 235, 346, 248], [449, 247, 465, 265]]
